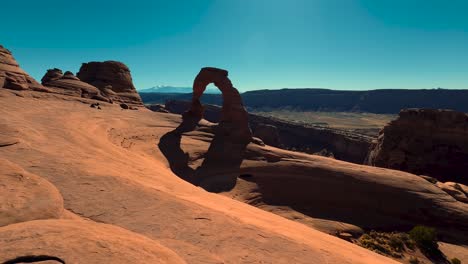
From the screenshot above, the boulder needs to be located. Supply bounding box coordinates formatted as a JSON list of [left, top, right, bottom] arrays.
[[90, 103, 101, 109], [367, 108, 468, 184], [77, 61, 143, 105], [0, 45, 45, 91], [147, 104, 169, 113]]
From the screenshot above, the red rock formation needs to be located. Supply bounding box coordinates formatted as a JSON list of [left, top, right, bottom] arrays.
[[436, 181, 468, 203], [367, 108, 468, 184], [41, 68, 107, 100], [187, 67, 252, 143], [77, 61, 143, 105], [0, 45, 45, 91]]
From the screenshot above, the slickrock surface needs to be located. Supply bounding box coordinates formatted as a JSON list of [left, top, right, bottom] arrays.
[[0, 88, 399, 263], [77, 61, 143, 105], [0, 158, 64, 227], [0, 220, 185, 264], [367, 108, 468, 184], [0, 45, 45, 91]]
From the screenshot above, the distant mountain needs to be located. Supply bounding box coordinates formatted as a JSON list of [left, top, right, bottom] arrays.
[[138, 85, 220, 94], [140, 88, 468, 114]]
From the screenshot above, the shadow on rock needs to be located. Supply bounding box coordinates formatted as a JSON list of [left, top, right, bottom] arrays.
[[158, 113, 248, 193]]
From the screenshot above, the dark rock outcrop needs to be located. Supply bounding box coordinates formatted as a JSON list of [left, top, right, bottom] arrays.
[[77, 61, 143, 105], [147, 104, 169, 113], [154, 100, 372, 164], [253, 124, 281, 147], [367, 109, 468, 184], [0, 45, 45, 91], [436, 182, 468, 203]]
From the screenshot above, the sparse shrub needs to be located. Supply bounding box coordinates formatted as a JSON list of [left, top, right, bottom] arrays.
[[357, 231, 411, 258], [451, 257, 461, 264], [409, 226, 438, 255], [409, 256, 420, 264]]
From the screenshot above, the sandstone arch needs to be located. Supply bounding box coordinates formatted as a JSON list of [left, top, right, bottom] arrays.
[[188, 67, 252, 143]]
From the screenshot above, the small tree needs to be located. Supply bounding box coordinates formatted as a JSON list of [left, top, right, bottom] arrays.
[[409, 226, 438, 255]]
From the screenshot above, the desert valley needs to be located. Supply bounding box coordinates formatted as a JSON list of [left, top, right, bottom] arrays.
[[1, 42, 467, 264]]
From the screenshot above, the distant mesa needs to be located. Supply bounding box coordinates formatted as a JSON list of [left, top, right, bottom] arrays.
[[140, 88, 468, 114], [77, 61, 143, 105], [0, 45, 45, 91], [367, 108, 468, 184], [139, 85, 221, 94]]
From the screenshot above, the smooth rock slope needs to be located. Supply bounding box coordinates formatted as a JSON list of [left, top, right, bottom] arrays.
[[0, 45, 45, 91], [0, 88, 396, 263]]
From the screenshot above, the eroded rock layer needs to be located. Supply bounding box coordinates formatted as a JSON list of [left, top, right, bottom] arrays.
[[367, 108, 468, 184], [0, 45, 45, 91], [41, 68, 108, 101], [77, 61, 143, 105]]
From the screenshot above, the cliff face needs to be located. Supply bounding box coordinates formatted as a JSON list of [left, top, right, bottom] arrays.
[[162, 100, 372, 164], [367, 108, 468, 184]]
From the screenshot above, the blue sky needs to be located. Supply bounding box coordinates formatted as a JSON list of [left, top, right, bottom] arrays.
[[2, 0, 468, 91]]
